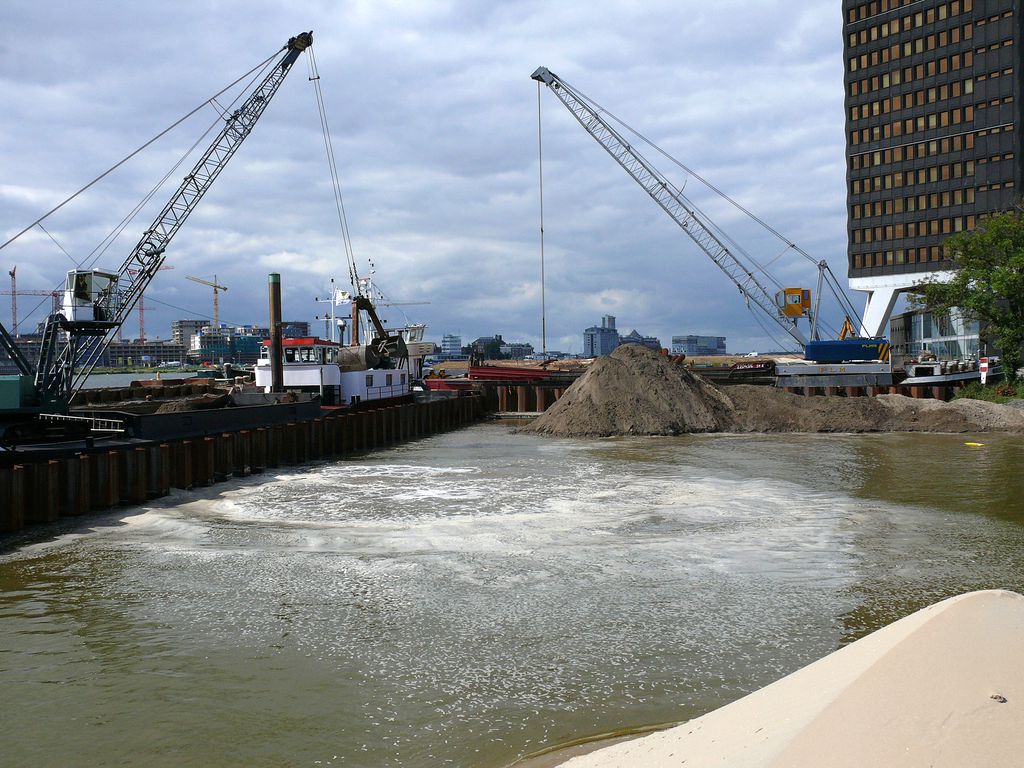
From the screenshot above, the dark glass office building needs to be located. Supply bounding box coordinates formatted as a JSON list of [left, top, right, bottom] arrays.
[[842, 0, 1021, 335]]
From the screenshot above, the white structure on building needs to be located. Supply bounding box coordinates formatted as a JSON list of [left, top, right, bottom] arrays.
[[850, 272, 955, 339]]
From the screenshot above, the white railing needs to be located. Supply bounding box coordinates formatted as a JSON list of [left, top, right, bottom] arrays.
[[39, 413, 125, 433]]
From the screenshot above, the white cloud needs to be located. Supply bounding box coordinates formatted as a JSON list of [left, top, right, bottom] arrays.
[[0, 0, 851, 354]]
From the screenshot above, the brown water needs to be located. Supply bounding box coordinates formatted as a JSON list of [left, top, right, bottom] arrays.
[[1, 426, 1022, 767]]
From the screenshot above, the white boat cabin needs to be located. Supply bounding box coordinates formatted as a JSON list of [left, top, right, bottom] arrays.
[[253, 337, 410, 406]]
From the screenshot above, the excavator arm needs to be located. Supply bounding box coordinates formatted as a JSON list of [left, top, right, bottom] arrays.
[[353, 295, 408, 365]]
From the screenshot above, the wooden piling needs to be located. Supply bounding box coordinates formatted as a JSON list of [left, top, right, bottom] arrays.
[[252, 429, 267, 473], [192, 438, 215, 487], [266, 425, 282, 469], [74, 454, 92, 515], [130, 447, 148, 504], [238, 430, 253, 476], [1, 396, 492, 537], [23, 461, 59, 526], [147, 444, 171, 498], [0, 465, 26, 533], [323, 418, 337, 460], [173, 441, 193, 490], [89, 451, 119, 509], [313, 418, 325, 460]]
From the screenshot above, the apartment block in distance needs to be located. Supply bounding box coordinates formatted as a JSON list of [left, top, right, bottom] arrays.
[[843, 0, 1020, 336], [583, 315, 620, 357], [672, 335, 728, 356]]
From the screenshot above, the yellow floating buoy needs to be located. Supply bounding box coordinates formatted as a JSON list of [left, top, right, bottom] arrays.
[[965, 441, 985, 447]]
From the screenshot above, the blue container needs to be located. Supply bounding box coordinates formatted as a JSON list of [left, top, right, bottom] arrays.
[[804, 338, 890, 363]]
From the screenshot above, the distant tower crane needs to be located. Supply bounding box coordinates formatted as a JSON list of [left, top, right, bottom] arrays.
[[186, 274, 227, 330], [128, 264, 175, 342], [2, 267, 62, 337]]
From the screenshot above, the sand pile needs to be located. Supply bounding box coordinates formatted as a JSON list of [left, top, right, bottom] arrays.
[[523, 346, 1024, 436], [559, 590, 1024, 768], [725, 386, 1024, 433], [523, 344, 734, 437]]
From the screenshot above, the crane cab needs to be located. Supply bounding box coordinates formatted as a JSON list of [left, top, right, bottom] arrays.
[[62, 269, 120, 324], [776, 287, 811, 318]]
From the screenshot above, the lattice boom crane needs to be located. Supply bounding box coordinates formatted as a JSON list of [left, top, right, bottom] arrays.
[[531, 66, 810, 348], [0, 31, 313, 415]]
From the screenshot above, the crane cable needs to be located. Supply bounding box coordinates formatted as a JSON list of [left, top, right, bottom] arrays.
[[68, 55, 283, 386], [0, 48, 283, 254], [12, 55, 280, 327], [567, 82, 866, 330], [83, 55, 278, 275], [307, 47, 359, 295], [562, 79, 794, 315], [748, 302, 800, 355]]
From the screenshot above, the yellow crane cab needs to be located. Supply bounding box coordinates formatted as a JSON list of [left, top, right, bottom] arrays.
[[776, 287, 811, 318]]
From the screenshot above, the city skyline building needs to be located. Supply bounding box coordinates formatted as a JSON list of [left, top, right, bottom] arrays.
[[889, 305, 981, 359], [440, 334, 464, 359], [469, 335, 504, 356], [843, 0, 1019, 337], [171, 319, 207, 347], [102, 341, 186, 367], [672, 335, 728, 356], [280, 321, 311, 339], [583, 315, 620, 357], [499, 341, 535, 359], [618, 329, 662, 351]]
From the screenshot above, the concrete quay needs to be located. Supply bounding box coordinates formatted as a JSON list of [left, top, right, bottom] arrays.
[[475, 378, 964, 414], [0, 394, 483, 537]]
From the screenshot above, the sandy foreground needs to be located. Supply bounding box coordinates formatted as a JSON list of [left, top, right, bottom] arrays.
[[558, 590, 1024, 767]]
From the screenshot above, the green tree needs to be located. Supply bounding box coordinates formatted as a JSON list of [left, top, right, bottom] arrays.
[[483, 339, 506, 360], [919, 208, 1024, 383]]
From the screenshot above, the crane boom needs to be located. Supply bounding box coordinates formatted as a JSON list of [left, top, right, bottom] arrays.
[[31, 31, 313, 406], [531, 67, 807, 348]]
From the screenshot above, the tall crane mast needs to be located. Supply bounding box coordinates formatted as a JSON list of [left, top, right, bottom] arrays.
[[18, 31, 313, 410], [186, 274, 228, 330], [531, 66, 810, 348], [8, 267, 15, 336]]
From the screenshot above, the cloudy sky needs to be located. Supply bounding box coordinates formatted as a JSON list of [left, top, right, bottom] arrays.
[[1, 0, 856, 355]]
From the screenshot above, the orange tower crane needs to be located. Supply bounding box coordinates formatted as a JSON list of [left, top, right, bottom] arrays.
[[2, 267, 61, 337], [126, 264, 175, 342]]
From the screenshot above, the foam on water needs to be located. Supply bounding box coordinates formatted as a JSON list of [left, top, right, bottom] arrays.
[[2, 426, 1024, 768]]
